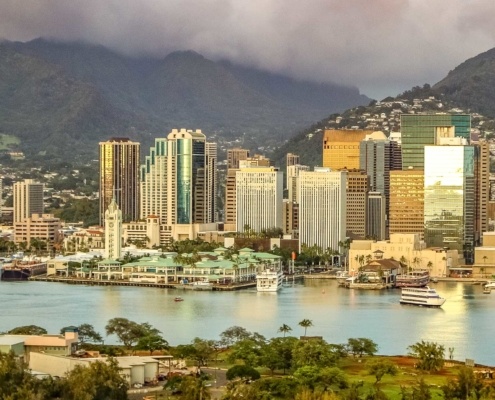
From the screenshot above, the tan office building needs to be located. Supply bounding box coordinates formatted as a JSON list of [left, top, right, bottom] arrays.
[[389, 170, 424, 236], [13, 179, 44, 223], [345, 170, 369, 239], [14, 213, 61, 249], [323, 129, 372, 170]]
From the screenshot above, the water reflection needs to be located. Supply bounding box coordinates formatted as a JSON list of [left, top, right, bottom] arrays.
[[0, 280, 494, 365]]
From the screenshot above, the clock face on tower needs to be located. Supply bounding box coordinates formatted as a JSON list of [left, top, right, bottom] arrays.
[[109, 222, 114, 228]]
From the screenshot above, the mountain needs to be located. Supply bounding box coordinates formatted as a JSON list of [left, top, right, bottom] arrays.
[[0, 39, 369, 159], [434, 47, 495, 117]]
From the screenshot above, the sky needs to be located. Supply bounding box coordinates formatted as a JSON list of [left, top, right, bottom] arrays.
[[1, 0, 495, 99]]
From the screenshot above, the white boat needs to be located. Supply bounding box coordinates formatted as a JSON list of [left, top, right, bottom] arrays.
[[400, 286, 446, 307], [395, 270, 430, 288], [256, 268, 283, 292], [484, 281, 495, 289], [190, 278, 213, 291]]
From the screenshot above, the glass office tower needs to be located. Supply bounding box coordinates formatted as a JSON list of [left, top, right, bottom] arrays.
[[424, 145, 475, 262], [401, 114, 470, 169]]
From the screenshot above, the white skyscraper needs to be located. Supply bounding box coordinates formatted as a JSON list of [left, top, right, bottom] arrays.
[[298, 168, 347, 252], [236, 166, 283, 233]]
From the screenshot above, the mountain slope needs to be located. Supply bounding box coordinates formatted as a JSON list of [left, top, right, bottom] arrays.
[[1, 39, 370, 159], [434, 47, 495, 117]]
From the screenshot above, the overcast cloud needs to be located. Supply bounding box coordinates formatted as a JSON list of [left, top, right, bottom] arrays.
[[1, 0, 494, 98]]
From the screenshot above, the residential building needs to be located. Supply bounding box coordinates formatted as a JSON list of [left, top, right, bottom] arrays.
[[322, 129, 372, 170], [236, 166, 283, 233], [13, 179, 44, 223], [227, 148, 249, 169], [475, 142, 490, 242], [287, 164, 309, 203], [298, 168, 347, 252], [389, 170, 424, 236], [283, 200, 299, 238], [401, 114, 470, 169], [99, 138, 140, 225]]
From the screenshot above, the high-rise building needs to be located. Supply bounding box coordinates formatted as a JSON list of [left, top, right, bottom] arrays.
[[359, 131, 401, 216], [401, 114, 470, 169], [227, 148, 249, 169], [389, 170, 424, 236], [475, 142, 490, 241], [235, 166, 283, 233], [140, 130, 217, 228], [366, 192, 386, 240], [287, 164, 309, 203], [13, 179, 44, 223], [424, 145, 476, 262], [286, 153, 300, 169], [345, 170, 369, 239], [99, 138, 140, 225], [298, 168, 347, 252], [225, 154, 269, 230], [323, 129, 372, 170]]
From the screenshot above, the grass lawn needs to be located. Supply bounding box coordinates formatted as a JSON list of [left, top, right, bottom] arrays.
[[0, 134, 20, 150]]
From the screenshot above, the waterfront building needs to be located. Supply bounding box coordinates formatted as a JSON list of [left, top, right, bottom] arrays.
[[13, 179, 44, 223], [104, 197, 122, 260], [298, 168, 346, 252], [62, 227, 104, 253], [473, 232, 495, 278], [401, 114, 470, 169], [236, 165, 283, 233], [389, 170, 424, 236], [349, 233, 459, 277], [344, 169, 369, 239], [424, 144, 476, 263], [366, 192, 386, 240], [140, 130, 217, 241], [99, 138, 140, 225], [322, 129, 372, 170], [14, 213, 61, 250]]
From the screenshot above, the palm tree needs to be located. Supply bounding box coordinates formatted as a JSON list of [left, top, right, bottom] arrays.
[[278, 324, 292, 337], [426, 261, 433, 275], [298, 319, 313, 337]]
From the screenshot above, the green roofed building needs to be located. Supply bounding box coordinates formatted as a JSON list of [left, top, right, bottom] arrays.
[[401, 114, 470, 170]]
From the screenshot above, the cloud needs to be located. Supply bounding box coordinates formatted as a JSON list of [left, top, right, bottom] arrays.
[[1, 0, 494, 98]]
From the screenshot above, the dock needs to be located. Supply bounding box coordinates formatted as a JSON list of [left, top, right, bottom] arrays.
[[28, 275, 256, 291]]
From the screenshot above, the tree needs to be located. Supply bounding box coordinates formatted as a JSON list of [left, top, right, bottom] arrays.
[[227, 336, 266, 367], [226, 365, 261, 381], [172, 338, 216, 367], [136, 333, 169, 355], [367, 359, 398, 384], [8, 325, 47, 335], [294, 365, 348, 391], [220, 326, 251, 347], [400, 378, 432, 400], [0, 351, 38, 399], [292, 339, 340, 369], [347, 338, 378, 357], [178, 375, 211, 400], [259, 337, 298, 375], [63, 358, 129, 400], [278, 324, 292, 337], [61, 324, 103, 344], [105, 318, 148, 350], [408, 340, 445, 372], [299, 319, 313, 336], [441, 367, 484, 400]]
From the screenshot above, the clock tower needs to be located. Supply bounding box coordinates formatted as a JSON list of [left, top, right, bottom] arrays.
[[104, 197, 122, 260]]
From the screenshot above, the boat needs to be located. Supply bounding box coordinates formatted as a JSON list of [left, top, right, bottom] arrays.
[[0, 260, 47, 281], [174, 297, 184, 302], [256, 268, 283, 292], [400, 286, 446, 307], [190, 278, 213, 291], [484, 281, 495, 289], [336, 270, 350, 286], [395, 270, 430, 288]]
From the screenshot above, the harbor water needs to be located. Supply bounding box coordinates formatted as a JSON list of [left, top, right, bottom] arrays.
[[0, 279, 493, 365]]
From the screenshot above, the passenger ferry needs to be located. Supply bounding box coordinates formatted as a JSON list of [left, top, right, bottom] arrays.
[[395, 270, 430, 288], [400, 286, 446, 307], [256, 268, 283, 292]]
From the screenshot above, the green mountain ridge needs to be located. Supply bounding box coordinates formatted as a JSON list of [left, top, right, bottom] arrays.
[[0, 39, 369, 160]]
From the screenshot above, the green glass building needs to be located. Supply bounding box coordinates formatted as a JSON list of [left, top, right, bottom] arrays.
[[424, 145, 476, 263], [401, 114, 470, 170]]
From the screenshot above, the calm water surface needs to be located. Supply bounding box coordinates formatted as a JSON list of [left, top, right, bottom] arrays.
[[0, 280, 493, 365]]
